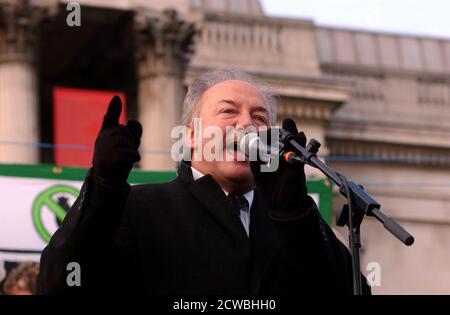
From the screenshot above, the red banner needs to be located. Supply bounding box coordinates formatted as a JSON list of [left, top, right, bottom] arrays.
[[53, 87, 126, 167]]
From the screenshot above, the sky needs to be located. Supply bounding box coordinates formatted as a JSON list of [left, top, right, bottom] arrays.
[[260, 0, 450, 38]]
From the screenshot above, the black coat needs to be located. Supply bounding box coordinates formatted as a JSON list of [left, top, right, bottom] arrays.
[[38, 162, 369, 295]]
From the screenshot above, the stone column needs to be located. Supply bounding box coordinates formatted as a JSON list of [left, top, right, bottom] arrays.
[[0, 0, 56, 164], [135, 9, 196, 170]]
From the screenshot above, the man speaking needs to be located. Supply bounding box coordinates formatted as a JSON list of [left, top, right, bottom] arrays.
[[38, 69, 369, 295]]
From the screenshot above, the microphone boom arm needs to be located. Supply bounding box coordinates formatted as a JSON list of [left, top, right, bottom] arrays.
[[279, 129, 414, 295]]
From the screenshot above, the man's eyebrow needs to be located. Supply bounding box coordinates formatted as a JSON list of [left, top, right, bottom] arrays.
[[218, 100, 269, 116], [251, 106, 269, 115]]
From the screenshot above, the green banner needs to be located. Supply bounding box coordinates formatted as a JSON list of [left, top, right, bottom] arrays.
[[0, 163, 332, 224]]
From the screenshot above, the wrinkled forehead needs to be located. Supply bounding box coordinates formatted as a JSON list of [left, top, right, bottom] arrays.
[[197, 80, 269, 111]]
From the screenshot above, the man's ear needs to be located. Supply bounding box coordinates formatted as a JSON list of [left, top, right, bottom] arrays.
[[186, 123, 197, 150]]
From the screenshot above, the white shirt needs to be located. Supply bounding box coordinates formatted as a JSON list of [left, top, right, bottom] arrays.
[[191, 166, 253, 236]]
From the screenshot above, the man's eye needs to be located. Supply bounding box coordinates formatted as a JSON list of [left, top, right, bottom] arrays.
[[254, 116, 268, 123], [221, 108, 236, 114]]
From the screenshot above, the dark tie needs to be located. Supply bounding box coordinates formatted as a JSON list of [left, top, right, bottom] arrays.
[[227, 193, 249, 217]]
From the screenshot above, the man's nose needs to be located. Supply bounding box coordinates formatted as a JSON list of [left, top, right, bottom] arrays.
[[236, 111, 253, 128]]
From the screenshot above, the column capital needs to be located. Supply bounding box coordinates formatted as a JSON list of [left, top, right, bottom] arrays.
[[135, 9, 199, 78], [0, 0, 58, 63]]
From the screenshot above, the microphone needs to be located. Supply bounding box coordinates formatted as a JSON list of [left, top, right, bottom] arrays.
[[238, 132, 274, 163], [238, 129, 304, 165]]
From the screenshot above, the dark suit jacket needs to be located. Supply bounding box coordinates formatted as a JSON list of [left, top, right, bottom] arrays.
[[38, 161, 369, 295]]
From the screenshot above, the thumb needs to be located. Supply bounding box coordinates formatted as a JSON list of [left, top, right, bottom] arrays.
[[283, 118, 307, 147], [282, 118, 298, 134], [101, 96, 122, 130], [126, 119, 143, 148]]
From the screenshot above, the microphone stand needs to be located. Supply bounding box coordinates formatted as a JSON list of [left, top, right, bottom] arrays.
[[279, 130, 414, 295]]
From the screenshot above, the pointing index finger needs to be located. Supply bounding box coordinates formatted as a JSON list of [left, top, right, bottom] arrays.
[[101, 95, 122, 130]]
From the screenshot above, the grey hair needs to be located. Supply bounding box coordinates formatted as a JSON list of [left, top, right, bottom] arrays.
[[181, 68, 278, 126]]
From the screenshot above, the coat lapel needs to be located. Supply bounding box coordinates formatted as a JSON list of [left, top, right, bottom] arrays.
[[249, 190, 282, 294], [178, 162, 249, 243]]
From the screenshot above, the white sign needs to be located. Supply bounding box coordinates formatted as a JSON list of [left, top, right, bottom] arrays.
[[0, 176, 82, 262]]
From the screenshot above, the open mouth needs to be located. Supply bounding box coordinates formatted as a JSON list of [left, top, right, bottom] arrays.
[[225, 141, 247, 162], [225, 141, 238, 154], [224, 129, 250, 162]]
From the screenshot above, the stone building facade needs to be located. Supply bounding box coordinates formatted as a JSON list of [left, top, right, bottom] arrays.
[[1, 0, 450, 294]]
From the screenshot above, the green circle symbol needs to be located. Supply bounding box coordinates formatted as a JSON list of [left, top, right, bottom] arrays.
[[32, 185, 80, 243]]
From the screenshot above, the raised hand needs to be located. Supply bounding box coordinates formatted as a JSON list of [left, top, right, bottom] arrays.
[[251, 118, 310, 216], [92, 96, 142, 184]]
